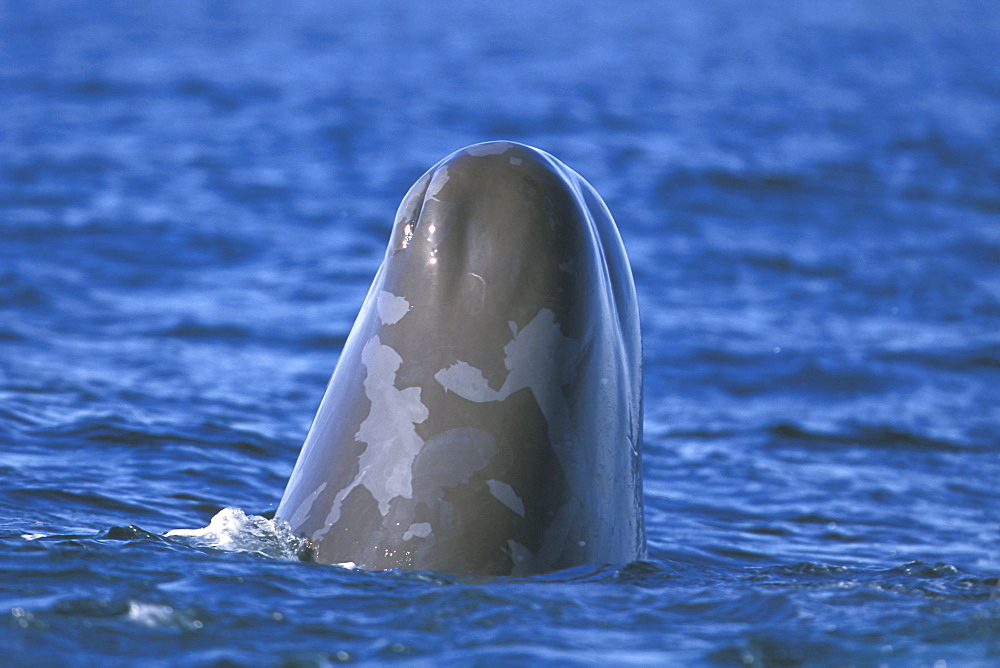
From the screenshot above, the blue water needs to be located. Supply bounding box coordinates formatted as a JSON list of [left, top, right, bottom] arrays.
[[2, 0, 998, 665]]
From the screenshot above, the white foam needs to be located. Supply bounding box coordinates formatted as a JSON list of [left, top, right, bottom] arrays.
[[126, 601, 203, 630], [127, 601, 176, 627], [165, 508, 311, 560]]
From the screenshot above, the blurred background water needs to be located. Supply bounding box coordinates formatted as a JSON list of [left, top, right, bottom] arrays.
[[1, 1, 998, 665]]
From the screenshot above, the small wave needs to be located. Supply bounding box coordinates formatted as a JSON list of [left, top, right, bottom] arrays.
[[165, 508, 313, 561], [876, 343, 1000, 372], [767, 421, 970, 452], [158, 321, 253, 340], [611, 559, 687, 585], [885, 561, 962, 579], [34, 415, 277, 456], [770, 562, 852, 577], [8, 488, 150, 515]]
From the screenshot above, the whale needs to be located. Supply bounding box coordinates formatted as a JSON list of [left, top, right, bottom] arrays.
[[275, 141, 644, 575]]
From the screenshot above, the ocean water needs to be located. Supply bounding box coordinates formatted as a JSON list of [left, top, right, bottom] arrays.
[[1, 1, 998, 665]]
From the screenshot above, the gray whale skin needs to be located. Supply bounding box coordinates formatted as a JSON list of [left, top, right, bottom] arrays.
[[276, 141, 644, 575]]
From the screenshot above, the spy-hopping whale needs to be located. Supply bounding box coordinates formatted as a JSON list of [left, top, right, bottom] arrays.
[[275, 141, 644, 575]]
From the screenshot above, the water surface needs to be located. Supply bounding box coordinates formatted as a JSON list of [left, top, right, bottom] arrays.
[[1, 1, 998, 665]]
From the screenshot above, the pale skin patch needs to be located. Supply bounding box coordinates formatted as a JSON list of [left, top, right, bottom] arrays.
[[426, 166, 450, 201], [486, 479, 525, 518], [312, 336, 430, 543], [286, 481, 327, 530], [376, 291, 410, 325], [434, 307, 585, 559], [434, 308, 577, 407], [433, 361, 501, 402], [464, 143, 512, 157], [507, 539, 534, 572], [402, 522, 432, 541]]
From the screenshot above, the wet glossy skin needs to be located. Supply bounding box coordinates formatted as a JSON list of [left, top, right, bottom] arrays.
[[276, 142, 644, 575]]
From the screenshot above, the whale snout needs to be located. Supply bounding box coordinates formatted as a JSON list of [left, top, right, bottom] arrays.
[[276, 142, 644, 575]]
